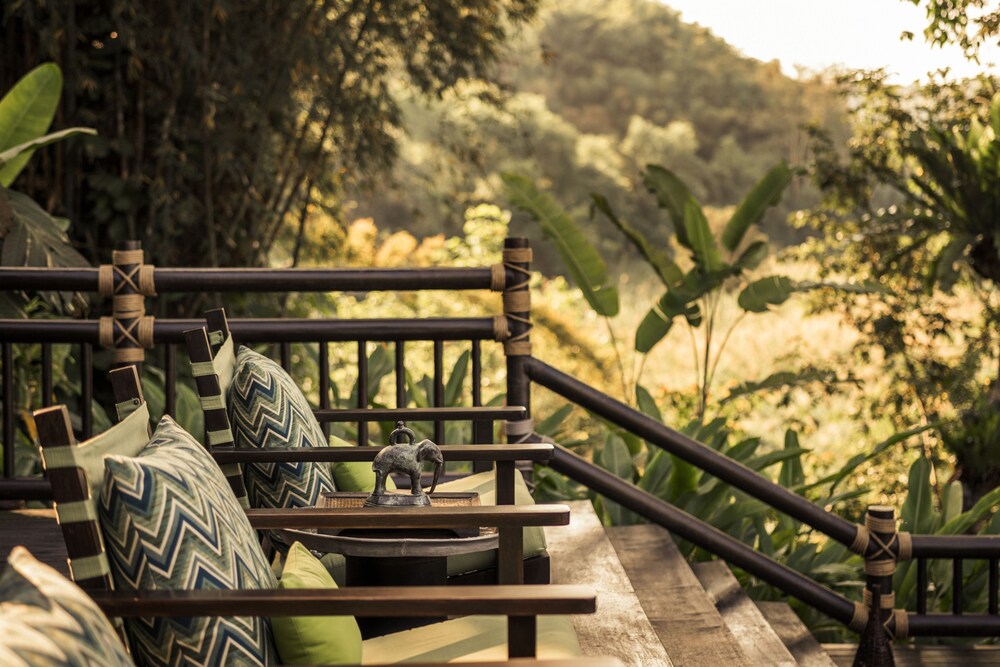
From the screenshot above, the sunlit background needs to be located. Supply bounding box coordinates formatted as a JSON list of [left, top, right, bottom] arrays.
[[665, 0, 999, 81]]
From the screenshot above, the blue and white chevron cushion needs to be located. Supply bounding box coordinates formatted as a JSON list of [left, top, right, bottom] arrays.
[[98, 416, 278, 667], [228, 347, 335, 517], [0, 546, 133, 667]]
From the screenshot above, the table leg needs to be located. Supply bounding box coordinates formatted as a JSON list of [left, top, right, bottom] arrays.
[[508, 615, 537, 658]]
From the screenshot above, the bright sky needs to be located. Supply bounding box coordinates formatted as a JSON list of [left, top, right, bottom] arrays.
[[663, 0, 999, 83]]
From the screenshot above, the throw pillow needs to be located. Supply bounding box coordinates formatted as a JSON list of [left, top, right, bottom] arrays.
[[0, 546, 133, 667], [99, 415, 278, 666], [228, 348, 336, 513], [271, 542, 362, 666]]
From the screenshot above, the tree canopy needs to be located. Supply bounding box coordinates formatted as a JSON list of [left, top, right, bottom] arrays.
[[348, 0, 847, 274], [3, 0, 538, 271]]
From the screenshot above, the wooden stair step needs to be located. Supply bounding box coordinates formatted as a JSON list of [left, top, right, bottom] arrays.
[[756, 601, 836, 667], [823, 643, 1000, 666], [606, 523, 753, 667], [692, 560, 798, 667], [544, 502, 673, 667]]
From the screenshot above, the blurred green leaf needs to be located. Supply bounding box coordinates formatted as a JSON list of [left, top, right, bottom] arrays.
[[721, 161, 791, 252], [503, 173, 619, 317], [0, 63, 62, 185]]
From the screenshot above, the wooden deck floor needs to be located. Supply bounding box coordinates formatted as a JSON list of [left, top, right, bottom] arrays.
[[5, 506, 1000, 667], [0, 509, 68, 576]]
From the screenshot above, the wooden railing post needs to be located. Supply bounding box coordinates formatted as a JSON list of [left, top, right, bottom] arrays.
[[98, 240, 155, 369], [502, 237, 533, 448], [850, 504, 910, 660]]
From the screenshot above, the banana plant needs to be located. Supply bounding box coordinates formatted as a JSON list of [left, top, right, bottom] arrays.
[[0, 63, 95, 186], [619, 162, 878, 416], [0, 62, 96, 318], [505, 163, 877, 419]]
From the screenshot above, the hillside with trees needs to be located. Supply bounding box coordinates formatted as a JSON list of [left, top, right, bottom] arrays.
[[351, 0, 848, 273]]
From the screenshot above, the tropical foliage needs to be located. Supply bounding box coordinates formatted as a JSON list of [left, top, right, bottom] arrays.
[[0, 63, 94, 318], [505, 163, 874, 416], [805, 71, 1000, 502], [3, 0, 540, 287]]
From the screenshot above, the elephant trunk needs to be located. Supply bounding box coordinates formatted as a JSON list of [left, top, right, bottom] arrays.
[[426, 460, 443, 495]]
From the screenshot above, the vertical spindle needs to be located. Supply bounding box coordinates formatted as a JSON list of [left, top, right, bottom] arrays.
[[319, 341, 330, 439], [81, 343, 93, 439], [433, 340, 444, 445], [357, 340, 368, 446], [165, 344, 176, 417]]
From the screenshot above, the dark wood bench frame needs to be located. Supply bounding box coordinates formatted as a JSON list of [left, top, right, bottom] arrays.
[[34, 366, 582, 659], [184, 309, 550, 585]]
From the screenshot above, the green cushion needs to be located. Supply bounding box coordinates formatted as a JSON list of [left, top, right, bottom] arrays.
[[0, 546, 133, 666], [437, 468, 548, 576], [327, 434, 395, 492], [98, 416, 278, 666], [211, 335, 236, 399], [39, 401, 151, 544], [271, 542, 362, 666], [361, 614, 580, 663]]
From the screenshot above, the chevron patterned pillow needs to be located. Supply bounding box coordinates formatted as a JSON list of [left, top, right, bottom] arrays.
[[99, 416, 278, 667], [228, 347, 335, 521], [0, 546, 133, 667]]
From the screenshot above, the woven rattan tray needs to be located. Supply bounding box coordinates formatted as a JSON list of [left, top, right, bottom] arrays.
[[319, 491, 481, 509]]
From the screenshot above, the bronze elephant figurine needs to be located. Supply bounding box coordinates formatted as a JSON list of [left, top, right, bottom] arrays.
[[369, 423, 444, 504]]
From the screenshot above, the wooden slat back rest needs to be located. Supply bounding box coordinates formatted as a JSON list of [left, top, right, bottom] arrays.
[[32, 366, 151, 593], [183, 323, 248, 506]]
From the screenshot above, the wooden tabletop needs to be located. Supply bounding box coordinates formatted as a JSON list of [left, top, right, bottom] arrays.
[[90, 584, 596, 617], [212, 443, 554, 463], [244, 504, 571, 529], [313, 406, 527, 422]]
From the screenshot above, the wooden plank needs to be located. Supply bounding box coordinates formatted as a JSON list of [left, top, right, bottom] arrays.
[[823, 643, 1000, 666], [244, 504, 570, 529], [313, 406, 527, 422], [692, 560, 797, 667], [363, 660, 623, 667], [607, 523, 750, 667], [758, 601, 836, 667], [546, 501, 673, 667], [313, 405, 527, 423], [90, 584, 596, 617], [212, 443, 554, 464], [0, 509, 68, 576]]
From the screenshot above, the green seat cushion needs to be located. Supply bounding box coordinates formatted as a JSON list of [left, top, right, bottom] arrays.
[[228, 347, 336, 550], [271, 542, 362, 665], [39, 401, 151, 546], [436, 468, 547, 576], [327, 434, 395, 492], [0, 546, 133, 666], [212, 335, 236, 399], [361, 614, 580, 663], [98, 415, 278, 666]]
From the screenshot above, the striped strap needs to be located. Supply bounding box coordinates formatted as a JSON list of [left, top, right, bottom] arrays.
[[68, 553, 110, 582], [55, 500, 97, 525], [40, 446, 79, 471], [207, 429, 234, 446], [199, 395, 225, 411], [190, 360, 216, 377]]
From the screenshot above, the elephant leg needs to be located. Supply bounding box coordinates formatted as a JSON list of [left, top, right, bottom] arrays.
[[373, 470, 385, 495], [410, 471, 422, 494]]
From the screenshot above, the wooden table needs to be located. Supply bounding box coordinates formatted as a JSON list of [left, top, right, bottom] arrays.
[[291, 491, 489, 637], [263, 500, 571, 640]]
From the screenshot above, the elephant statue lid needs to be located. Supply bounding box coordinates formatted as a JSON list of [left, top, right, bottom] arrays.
[[365, 421, 444, 508]]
